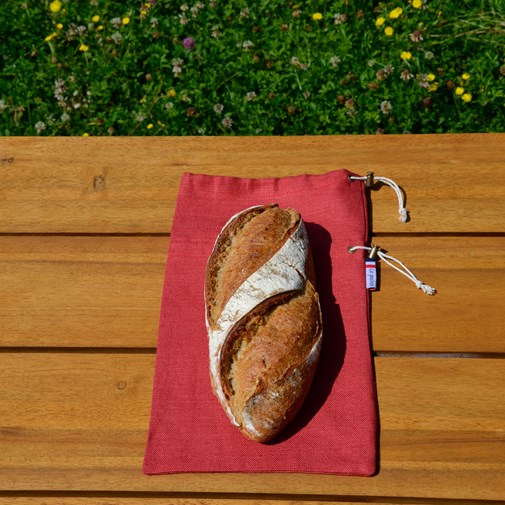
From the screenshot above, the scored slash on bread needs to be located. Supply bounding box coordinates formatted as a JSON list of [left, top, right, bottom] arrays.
[[205, 204, 323, 443]]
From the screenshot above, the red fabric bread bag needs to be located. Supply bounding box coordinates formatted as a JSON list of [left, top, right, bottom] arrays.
[[143, 169, 377, 475]]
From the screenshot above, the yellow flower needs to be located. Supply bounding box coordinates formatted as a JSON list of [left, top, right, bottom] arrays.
[[122, 16, 130, 25], [79, 44, 89, 52], [56, 23, 63, 30], [384, 26, 394, 36], [428, 82, 438, 92], [412, 0, 423, 8], [147, 123, 154, 129], [97, 25, 104, 31], [82, 133, 90, 137], [312, 12, 323, 20], [167, 89, 177, 97], [389, 7, 403, 19], [462, 93, 472, 103], [427, 73, 436, 82], [401, 51, 412, 60], [49, 0, 62, 13], [92, 15, 100, 23], [45, 32, 58, 42], [140, 97, 146, 103], [455, 87, 464, 96], [462, 72, 471, 81], [375, 17, 385, 27]]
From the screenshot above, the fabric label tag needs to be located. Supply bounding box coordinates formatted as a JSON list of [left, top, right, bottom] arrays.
[[365, 259, 377, 290]]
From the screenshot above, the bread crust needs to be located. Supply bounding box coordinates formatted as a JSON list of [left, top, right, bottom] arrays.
[[205, 204, 322, 442]]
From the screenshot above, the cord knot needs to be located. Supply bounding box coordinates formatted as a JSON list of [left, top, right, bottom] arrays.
[[415, 280, 436, 295]]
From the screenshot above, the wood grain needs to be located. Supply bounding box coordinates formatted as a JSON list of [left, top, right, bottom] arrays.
[[0, 236, 167, 348], [1, 135, 504, 233], [1, 235, 503, 352], [0, 354, 503, 500]]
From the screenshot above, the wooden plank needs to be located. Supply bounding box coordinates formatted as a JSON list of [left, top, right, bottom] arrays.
[[0, 236, 167, 349], [1, 235, 503, 353], [0, 499, 461, 505], [370, 235, 505, 353], [1, 135, 504, 233], [0, 354, 503, 500]]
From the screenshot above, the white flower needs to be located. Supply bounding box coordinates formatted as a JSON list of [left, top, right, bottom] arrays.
[[380, 100, 392, 115], [60, 112, 70, 122], [329, 56, 341, 67], [333, 13, 347, 25], [111, 31, 122, 44], [241, 40, 254, 51], [383, 64, 394, 76], [400, 69, 414, 81], [213, 103, 224, 114], [418, 74, 429, 88], [222, 117, 233, 128], [54, 78, 66, 102], [245, 91, 257, 102], [35, 121, 46, 132], [410, 30, 423, 42], [172, 57, 184, 76]]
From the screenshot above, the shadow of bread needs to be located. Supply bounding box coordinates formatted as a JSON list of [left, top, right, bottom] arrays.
[[266, 222, 347, 444]]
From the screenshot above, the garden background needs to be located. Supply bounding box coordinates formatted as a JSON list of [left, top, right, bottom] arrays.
[[1, 0, 504, 136]]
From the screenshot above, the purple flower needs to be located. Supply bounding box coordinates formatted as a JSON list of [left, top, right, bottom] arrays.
[[182, 36, 195, 50]]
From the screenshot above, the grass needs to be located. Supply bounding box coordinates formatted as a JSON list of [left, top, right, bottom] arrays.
[[0, 0, 504, 135]]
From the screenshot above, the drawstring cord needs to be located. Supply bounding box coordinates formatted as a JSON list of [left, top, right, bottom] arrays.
[[348, 245, 436, 295], [349, 173, 408, 223]]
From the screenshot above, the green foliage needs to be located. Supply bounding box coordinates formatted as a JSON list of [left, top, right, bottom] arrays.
[[0, 0, 504, 135]]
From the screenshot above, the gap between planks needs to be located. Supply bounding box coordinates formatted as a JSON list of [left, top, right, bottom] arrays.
[[0, 348, 503, 359], [0, 491, 501, 504], [1, 232, 505, 237]]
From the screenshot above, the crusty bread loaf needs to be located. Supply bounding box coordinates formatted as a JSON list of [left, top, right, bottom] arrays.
[[205, 204, 323, 442]]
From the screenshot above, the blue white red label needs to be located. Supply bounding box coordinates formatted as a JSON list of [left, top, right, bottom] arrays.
[[365, 259, 377, 290]]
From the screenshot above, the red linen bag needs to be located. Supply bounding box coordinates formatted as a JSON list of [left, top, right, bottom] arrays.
[[143, 169, 377, 476]]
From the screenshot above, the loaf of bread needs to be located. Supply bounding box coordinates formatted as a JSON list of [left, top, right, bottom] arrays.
[[205, 204, 323, 442]]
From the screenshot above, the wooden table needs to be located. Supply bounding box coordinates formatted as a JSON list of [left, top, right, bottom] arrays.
[[1, 135, 504, 504]]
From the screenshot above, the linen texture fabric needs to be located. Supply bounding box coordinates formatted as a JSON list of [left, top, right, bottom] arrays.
[[143, 169, 378, 475]]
